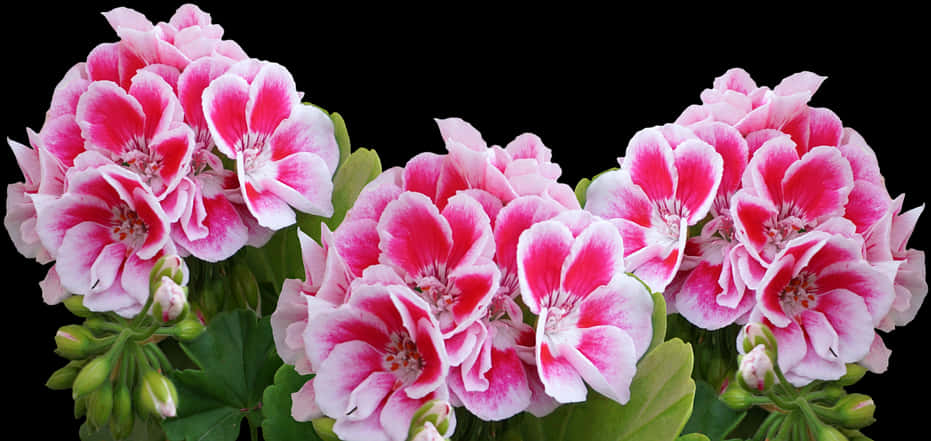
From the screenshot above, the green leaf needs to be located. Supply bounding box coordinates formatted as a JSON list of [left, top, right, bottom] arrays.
[[163, 310, 283, 441], [297, 147, 382, 243], [522, 338, 695, 441], [680, 381, 746, 441], [330, 112, 351, 173], [261, 364, 323, 441], [676, 434, 711, 441]]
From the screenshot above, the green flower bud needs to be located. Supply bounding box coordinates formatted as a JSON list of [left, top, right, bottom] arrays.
[[741, 322, 778, 355], [87, 380, 113, 429], [110, 382, 135, 440], [719, 380, 755, 411], [72, 355, 112, 398], [832, 394, 876, 429], [150, 255, 187, 287], [311, 417, 340, 441], [231, 263, 259, 311], [136, 370, 178, 419], [63, 295, 93, 318], [55, 324, 97, 360], [74, 395, 87, 419], [409, 422, 446, 441], [817, 385, 846, 404], [837, 364, 868, 387], [814, 423, 850, 441], [173, 318, 205, 342], [46, 361, 83, 390], [82, 317, 114, 335], [409, 400, 452, 438]]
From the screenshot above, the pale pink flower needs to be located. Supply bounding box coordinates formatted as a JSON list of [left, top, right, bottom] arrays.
[[739, 344, 777, 392], [676, 68, 826, 136], [301, 278, 452, 441], [202, 60, 339, 230], [5, 133, 65, 264], [585, 125, 724, 292], [33, 164, 174, 317], [517, 210, 654, 404], [752, 232, 895, 385], [102, 4, 246, 72], [152, 275, 187, 322], [75, 69, 195, 202]]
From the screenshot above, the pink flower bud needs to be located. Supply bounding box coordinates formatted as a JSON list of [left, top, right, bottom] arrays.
[[152, 276, 187, 322], [738, 344, 777, 392]]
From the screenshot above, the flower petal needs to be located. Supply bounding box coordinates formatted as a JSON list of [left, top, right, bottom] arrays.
[[202, 73, 250, 158], [517, 220, 574, 313]]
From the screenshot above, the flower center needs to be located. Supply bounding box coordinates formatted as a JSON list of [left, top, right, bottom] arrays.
[[110, 205, 148, 249], [779, 271, 818, 319], [383, 331, 424, 386], [239, 133, 271, 173]]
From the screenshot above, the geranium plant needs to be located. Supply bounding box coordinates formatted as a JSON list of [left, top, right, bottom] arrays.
[[5, 4, 927, 441]]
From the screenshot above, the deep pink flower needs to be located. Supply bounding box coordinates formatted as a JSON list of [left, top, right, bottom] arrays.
[[33, 164, 174, 316], [301, 277, 452, 441], [202, 60, 339, 230], [751, 232, 895, 384], [75, 69, 195, 202], [586, 125, 724, 292], [517, 210, 654, 404]]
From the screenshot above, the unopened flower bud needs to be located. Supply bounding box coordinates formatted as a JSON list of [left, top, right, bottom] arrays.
[[720, 380, 755, 411], [110, 382, 134, 440], [409, 400, 452, 438], [151, 276, 187, 322], [137, 370, 178, 419], [87, 380, 113, 429], [410, 422, 446, 441], [832, 394, 876, 429], [63, 295, 93, 318], [72, 355, 112, 398], [814, 423, 850, 441], [837, 364, 868, 387], [740, 322, 778, 355], [738, 345, 777, 393], [46, 360, 83, 390], [173, 318, 205, 342], [231, 263, 259, 311], [55, 324, 97, 360], [150, 255, 188, 287]]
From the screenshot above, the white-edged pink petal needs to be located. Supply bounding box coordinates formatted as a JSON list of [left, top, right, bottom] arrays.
[[517, 220, 574, 313], [623, 128, 676, 203], [202, 73, 250, 158], [377, 192, 453, 279], [672, 139, 723, 224], [562, 325, 638, 405]]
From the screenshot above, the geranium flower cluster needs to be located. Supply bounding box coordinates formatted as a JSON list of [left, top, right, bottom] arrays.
[[5, 4, 339, 317], [271, 118, 656, 441], [586, 68, 925, 385]]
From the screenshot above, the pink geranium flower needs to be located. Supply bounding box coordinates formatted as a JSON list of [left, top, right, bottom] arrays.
[[751, 232, 895, 384], [586, 125, 724, 292], [75, 69, 195, 202], [517, 211, 654, 404], [731, 135, 855, 273], [5, 133, 64, 265], [202, 60, 339, 230], [33, 163, 174, 317], [300, 276, 452, 441]]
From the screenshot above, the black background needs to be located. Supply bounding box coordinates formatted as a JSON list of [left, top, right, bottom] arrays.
[[3, 2, 927, 439]]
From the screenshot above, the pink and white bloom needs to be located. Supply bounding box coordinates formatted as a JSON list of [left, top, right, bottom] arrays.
[[202, 60, 339, 230], [752, 232, 895, 385], [151, 275, 187, 322], [731, 135, 855, 273], [665, 121, 757, 329], [75, 69, 195, 202], [377, 192, 500, 338], [300, 277, 452, 441], [738, 344, 777, 392], [33, 164, 174, 317], [517, 211, 654, 404], [169, 55, 251, 261], [586, 125, 724, 292]]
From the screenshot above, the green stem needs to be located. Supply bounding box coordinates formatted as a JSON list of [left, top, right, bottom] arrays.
[[766, 389, 796, 411], [751, 412, 783, 441]]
